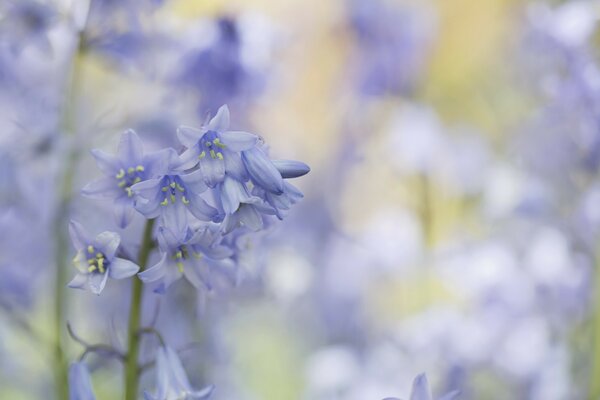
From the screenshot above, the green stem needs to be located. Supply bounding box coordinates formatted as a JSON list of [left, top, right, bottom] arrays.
[[53, 36, 86, 400], [124, 218, 156, 400], [590, 256, 600, 400]]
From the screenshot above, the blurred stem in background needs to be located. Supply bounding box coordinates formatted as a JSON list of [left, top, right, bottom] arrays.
[[590, 255, 600, 400], [53, 24, 88, 400], [124, 218, 156, 400], [419, 173, 434, 248]]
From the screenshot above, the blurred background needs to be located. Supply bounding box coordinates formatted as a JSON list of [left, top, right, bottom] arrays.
[[1, 0, 600, 399]]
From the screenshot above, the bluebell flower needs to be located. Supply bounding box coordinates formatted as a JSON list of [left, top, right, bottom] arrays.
[[68, 362, 96, 400], [82, 130, 173, 228], [139, 225, 234, 293], [144, 346, 214, 400], [176, 17, 261, 115], [131, 166, 219, 235], [67, 221, 139, 295], [383, 374, 460, 400], [218, 176, 273, 234], [176, 105, 258, 187]]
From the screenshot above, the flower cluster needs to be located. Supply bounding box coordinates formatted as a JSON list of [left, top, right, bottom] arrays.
[[73, 104, 308, 295], [66, 104, 309, 398]]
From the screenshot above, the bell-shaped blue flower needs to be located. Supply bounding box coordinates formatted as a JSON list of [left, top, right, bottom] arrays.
[[144, 346, 214, 400], [68, 362, 96, 400], [67, 221, 140, 295], [139, 225, 234, 293], [132, 167, 219, 236], [217, 176, 275, 234], [176, 105, 258, 187], [383, 373, 460, 400], [82, 130, 173, 228], [241, 146, 285, 195]]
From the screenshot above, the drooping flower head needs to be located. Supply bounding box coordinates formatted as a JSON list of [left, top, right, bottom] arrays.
[[144, 346, 214, 400], [68, 221, 139, 295], [68, 362, 96, 400], [139, 225, 234, 293], [82, 130, 173, 227], [177, 105, 258, 187]]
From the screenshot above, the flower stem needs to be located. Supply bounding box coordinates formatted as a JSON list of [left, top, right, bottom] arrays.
[[590, 258, 600, 400], [124, 218, 156, 400]]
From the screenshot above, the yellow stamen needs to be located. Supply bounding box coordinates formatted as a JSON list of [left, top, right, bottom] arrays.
[[182, 196, 190, 205], [127, 167, 135, 174], [88, 265, 97, 272], [177, 262, 184, 273], [118, 180, 127, 188], [133, 177, 141, 184], [198, 151, 206, 159], [176, 183, 185, 192], [170, 182, 176, 188], [216, 152, 224, 160], [136, 165, 145, 172], [170, 194, 176, 203], [87, 245, 94, 254], [210, 149, 216, 159], [162, 186, 169, 192], [116, 169, 125, 179], [160, 198, 169, 206]]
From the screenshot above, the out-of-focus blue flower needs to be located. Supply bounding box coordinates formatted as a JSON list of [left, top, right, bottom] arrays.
[[0, 0, 57, 54], [139, 225, 234, 293], [67, 221, 139, 295], [68, 362, 96, 400], [346, 0, 435, 97], [144, 346, 214, 400], [383, 373, 460, 400], [177, 105, 257, 187], [175, 16, 263, 115], [132, 167, 219, 235], [82, 130, 173, 228]]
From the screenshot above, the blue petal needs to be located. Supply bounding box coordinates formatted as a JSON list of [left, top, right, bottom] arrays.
[[68, 362, 96, 400], [145, 148, 176, 177], [223, 151, 248, 181], [189, 384, 215, 399], [81, 177, 121, 198], [117, 129, 144, 164], [131, 177, 162, 199], [439, 391, 461, 400], [91, 149, 120, 175], [94, 231, 120, 259], [199, 155, 225, 188], [69, 220, 91, 250], [220, 130, 257, 151], [154, 347, 169, 399], [180, 169, 208, 194], [108, 257, 139, 279], [67, 273, 88, 290], [165, 346, 193, 391], [242, 147, 284, 194], [187, 194, 219, 222], [162, 202, 188, 236], [220, 177, 251, 214], [158, 227, 183, 251], [272, 159, 311, 178], [138, 253, 168, 283], [410, 374, 432, 400], [177, 125, 204, 148], [207, 104, 230, 132], [114, 196, 135, 228], [88, 271, 109, 295], [176, 145, 200, 171]]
